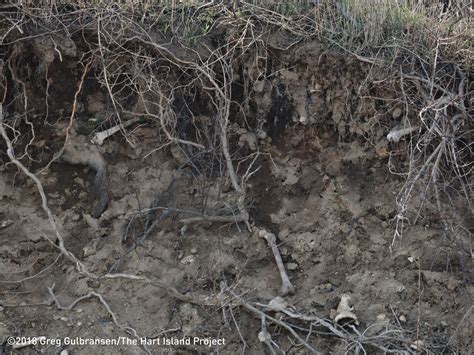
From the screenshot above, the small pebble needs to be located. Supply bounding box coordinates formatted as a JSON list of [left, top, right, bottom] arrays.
[[392, 107, 403, 119], [399, 315, 407, 323], [1, 220, 13, 228], [49, 192, 60, 199], [287, 262, 298, 271], [190, 247, 198, 254], [180, 255, 195, 265], [74, 177, 85, 186], [82, 244, 96, 258]]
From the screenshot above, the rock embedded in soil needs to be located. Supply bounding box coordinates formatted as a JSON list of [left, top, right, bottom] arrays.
[[286, 262, 298, 271], [392, 107, 403, 119]]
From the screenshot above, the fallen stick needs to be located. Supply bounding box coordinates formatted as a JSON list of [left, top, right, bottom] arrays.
[[180, 213, 247, 225]]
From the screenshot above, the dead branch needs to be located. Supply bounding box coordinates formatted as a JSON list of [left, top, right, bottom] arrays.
[[0, 102, 96, 278], [47, 285, 150, 354]]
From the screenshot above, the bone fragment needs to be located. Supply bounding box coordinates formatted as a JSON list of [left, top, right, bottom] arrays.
[[257, 228, 295, 296], [91, 117, 140, 145]]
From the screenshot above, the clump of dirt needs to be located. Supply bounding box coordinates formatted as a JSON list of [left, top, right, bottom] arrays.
[[0, 5, 472, 355]]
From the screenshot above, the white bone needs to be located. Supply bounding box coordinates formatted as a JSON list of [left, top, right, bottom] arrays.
[[334, 294, 359, 325], [258, 229, 295, 296], [387, 125, 419, 142], [91, 117, 140, 145]]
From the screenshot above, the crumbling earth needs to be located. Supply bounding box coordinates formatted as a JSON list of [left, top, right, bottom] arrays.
[[0, 28, 472, 355]]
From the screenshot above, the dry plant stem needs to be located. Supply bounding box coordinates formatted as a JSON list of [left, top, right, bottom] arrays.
[[215, 68, 251, 230], [157, 95, 205, 149], [261, 297, 410, 353], [1, 80, 161, 351], [259, 315, 279, 355], [155, 41, 249, 226], [47, 286, 150, 355], [38, 59, 91, 174], [2, 5, 470, 353], [442, 305, 473, 352], [257, 229, 295, 296], [0, 80, 150, 282], [230, 291, 321, 355], [391, 141, 444, 249], [6, 57, 36, 162], [219, 281, 248, 351], [93, 11, 250, 227], [96, 15, 136, 148], [0, 103, 95, 279], [180, 212, 247, 225], [0, 253, 62, 284]]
